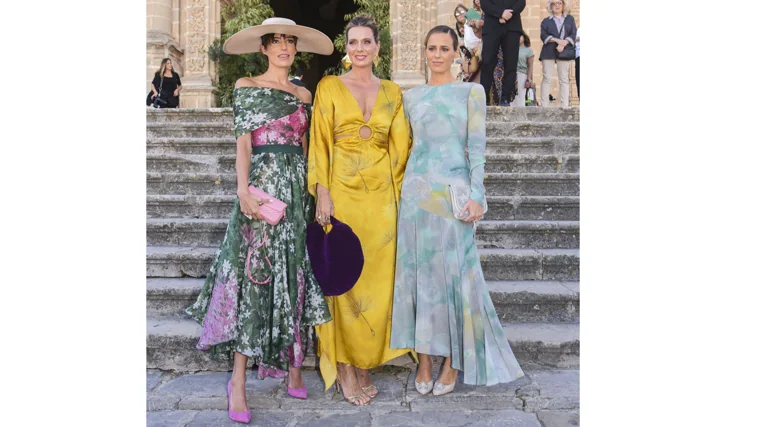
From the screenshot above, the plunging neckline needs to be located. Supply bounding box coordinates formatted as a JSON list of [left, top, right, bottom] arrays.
[[335, 77, 383, 123]]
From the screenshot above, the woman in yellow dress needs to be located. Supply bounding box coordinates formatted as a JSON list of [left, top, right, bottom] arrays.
[[308, 14, 413, 405]]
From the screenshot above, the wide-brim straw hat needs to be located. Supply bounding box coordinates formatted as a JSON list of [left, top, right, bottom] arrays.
[[223, 17, 334, 55]]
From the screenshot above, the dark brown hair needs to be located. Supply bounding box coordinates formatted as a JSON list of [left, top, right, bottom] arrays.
[[521, 31, 531, 48], [454, 3, 467, 15], [424, 25, 459, 50], [345, 14, 379, 43], [456, 21, 465, 37], [260, 33, 298, 49]]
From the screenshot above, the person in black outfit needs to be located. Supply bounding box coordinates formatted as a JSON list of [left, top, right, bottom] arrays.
[[290, 67, 305, 87], [149, 58, 182, 108], [480, 0, 525, 106]]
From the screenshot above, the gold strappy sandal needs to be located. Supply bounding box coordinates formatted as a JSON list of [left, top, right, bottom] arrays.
[[335, 378, 370, 406], [361, 385, 378, 398]]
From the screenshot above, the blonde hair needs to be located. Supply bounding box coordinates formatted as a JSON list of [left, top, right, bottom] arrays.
[[546, 0, 572, 14]]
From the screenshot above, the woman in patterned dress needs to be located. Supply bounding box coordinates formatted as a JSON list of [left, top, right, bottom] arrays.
[[185, 18, 334, 422], [390, 26, 524, 397], [308, 14, 413, 406]]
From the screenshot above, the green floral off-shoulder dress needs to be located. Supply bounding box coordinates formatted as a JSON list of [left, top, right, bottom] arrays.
[[186, 87, 331, 379]]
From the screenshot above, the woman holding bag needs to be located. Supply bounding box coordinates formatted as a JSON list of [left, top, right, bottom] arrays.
[[309, 14, 413, 406], [185, 18, 334, 423], [539, 0, 577, 107], [148, 58, 182, 108], [390, 25, 524, 397]]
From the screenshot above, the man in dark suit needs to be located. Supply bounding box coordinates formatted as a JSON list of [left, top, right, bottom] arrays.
[[290, 67, 305, 87], [480, 0, 526, 106]]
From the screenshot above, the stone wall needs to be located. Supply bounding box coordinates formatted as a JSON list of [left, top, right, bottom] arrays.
[[146, 0, 220, 108]]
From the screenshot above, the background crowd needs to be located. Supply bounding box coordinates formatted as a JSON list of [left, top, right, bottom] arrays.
[[147, 0, 581, 109], [455, 0, 580, 107]]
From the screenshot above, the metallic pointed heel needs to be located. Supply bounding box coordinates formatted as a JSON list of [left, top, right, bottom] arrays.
[[415, 380, 434, 395], [432, 380, 456, 396]]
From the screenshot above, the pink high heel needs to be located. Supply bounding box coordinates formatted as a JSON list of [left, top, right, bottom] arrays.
[[286, 374, 308, 399], [226, 380, 251, 423]]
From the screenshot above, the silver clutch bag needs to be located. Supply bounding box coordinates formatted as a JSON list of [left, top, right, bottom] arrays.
[[448, 184, 488, 220]]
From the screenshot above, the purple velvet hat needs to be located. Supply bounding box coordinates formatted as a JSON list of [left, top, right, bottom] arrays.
[[306, 216, 364, 297]]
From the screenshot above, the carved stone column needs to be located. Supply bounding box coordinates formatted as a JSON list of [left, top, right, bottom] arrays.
[[390, 0, 427, 90], [180, 0, 220, 108], [147, 0, 183, 93]]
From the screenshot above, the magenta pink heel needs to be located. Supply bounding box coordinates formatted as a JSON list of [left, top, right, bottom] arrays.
[[286, 374, 308, 399], [227, 380, 252, 423]]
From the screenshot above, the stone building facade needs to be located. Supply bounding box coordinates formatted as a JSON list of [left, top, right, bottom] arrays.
[[146, 0, 221, 107], [146, 0, 579, 107]]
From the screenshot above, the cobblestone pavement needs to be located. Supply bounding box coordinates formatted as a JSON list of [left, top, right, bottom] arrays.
[[147, 367, 579, 426]]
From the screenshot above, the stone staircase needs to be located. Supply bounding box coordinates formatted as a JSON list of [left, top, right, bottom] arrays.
[[145, 106, 580, 425]]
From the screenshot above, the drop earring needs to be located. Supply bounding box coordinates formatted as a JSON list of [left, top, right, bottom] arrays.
[[373, 55, 380, 67]]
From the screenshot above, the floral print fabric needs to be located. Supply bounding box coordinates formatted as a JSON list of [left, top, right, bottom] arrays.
[[252, 104, 309, 147], [186, 87, 330, 379], [390, 82, 524, 386]]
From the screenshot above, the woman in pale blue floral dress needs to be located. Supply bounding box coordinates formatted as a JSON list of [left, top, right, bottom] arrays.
[[390, 26, 524, 397], [185, 18, 335, 422]]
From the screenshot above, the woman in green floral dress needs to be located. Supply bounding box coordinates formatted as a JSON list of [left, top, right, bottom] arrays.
[[185, 18, 334, 421]]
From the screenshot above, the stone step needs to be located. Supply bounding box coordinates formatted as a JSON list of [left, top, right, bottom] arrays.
[[147, 172, 580, 197], [476, 221, 579, 249], [146, 107, 234, 124], [147, 195, 580, 221], [146, 154, 237, 174], [146, 316, 579, 372], [147, 121, 579, 140], [485, 154, 579, 173], [147, 122, 233, 139], [146, 368, 578, 418], [479, 249, 579, 282], [146, 246, 579, 282], [147, 137, 237, 156], [146, 136, 578, 156], [147, 278, 579, 323], [146, 106, 579, 125], [487, 196, 579, 221], [146, 218, 578, 249], [147, 195, 238, 219], [486, 122, 579, 139], [486, 136, 579, 155], [485, 106, 580, 123], [146, 153, 579, 175]]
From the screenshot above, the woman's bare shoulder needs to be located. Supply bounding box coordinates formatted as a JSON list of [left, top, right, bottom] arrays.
[[235, 77, 259, 88]]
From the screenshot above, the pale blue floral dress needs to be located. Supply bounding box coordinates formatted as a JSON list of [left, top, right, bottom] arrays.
[[390, 82, 524, 386]]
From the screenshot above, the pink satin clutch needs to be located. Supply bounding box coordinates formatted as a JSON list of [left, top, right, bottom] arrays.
[[246, 185, 287, 226]]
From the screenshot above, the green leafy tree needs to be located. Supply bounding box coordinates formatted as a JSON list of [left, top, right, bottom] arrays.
[[208, 0, 312, 107], [324, 0, 391, 79]]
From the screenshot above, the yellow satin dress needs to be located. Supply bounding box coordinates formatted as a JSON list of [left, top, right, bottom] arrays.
[[308, 75, 414, 390]]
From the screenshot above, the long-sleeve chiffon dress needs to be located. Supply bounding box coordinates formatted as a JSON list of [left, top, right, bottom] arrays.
[[390, 82, 525, 386]]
